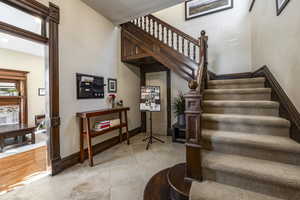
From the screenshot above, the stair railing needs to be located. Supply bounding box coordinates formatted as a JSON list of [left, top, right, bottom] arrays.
[[184, 31, 208, 182], [131, 15, 201, 65]]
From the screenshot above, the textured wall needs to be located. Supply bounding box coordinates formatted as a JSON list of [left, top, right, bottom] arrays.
[[37, 0, 141, 157], [154, 1, 252, 74], [251, 0, 300, 112]]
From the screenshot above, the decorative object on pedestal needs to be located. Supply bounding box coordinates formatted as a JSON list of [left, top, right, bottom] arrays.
[[108, 94, 116, 108], [276, 0, 290, 16], [185, 0, 234, 20], [107, 78, 117, 93], [173, 92, 186, 126]]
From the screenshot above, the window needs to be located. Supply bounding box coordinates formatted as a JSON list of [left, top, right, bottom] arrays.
[[0, 2, 43, 35]]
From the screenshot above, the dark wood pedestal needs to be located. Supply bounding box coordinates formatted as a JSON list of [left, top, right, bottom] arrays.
[[144, 163, 191, 200]]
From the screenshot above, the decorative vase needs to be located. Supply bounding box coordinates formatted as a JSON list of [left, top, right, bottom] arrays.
[[177, 114, 186, 127]]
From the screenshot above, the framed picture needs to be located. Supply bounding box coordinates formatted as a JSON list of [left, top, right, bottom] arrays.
[[276, 0, 290, 16], [38, 88, 46, 96], [107, 78, 117, 93], [249, 0, 256, 12], [185, 0, 234, 20]]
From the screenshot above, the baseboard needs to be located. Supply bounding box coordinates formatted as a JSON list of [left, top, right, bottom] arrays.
[[253, 66, 300, 143], [55, 127, 142, 174]]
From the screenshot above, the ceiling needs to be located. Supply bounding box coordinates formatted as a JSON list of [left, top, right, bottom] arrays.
[[81, 0, 184, 24]]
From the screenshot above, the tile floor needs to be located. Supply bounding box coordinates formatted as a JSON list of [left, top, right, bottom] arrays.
[[0, 133, 185, 200]]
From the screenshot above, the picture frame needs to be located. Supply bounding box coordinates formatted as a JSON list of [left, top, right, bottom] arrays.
[[249, 0, 256, 12], [38, 88, 46, 96], [276, 0, 290, 16], [107, 78, 117, 93], [185, 0, 234, 20]]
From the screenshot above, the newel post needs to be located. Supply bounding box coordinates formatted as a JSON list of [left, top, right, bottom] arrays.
[[184, 80, 203, 182]]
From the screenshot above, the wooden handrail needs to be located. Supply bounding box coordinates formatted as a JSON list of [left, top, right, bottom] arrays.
[[147, 15, 199, 45], [130, 15, 203, 66]]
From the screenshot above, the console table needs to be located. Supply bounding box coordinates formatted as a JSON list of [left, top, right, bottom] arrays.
[[76, 107, 130, 167], [0, 124, 36, 152]]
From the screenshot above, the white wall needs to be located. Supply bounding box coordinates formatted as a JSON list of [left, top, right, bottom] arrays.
[[154, 1, 252, 74], [251, 0, 300, 112], [0, 48, 45, 126], [36, 0, 141, 157]]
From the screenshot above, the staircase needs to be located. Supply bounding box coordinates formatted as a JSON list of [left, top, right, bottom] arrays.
[[189, 77, 300, 200], [120, 15, 300, 200]]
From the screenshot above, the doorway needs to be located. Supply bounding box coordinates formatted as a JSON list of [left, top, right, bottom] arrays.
[[0, 0, 60, 193], [146, 72, 168, 136]]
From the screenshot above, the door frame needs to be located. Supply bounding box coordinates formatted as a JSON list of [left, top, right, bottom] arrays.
[[0, 0, 61, 175]]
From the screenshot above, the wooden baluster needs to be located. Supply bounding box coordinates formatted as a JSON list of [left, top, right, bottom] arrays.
[[162, 25, 164, 43], [148, 16, 150, 33], [188, 42, 191, 57], [166, 28, 169, 46], [177, 35, 179, 51], [157, 22, 159, 39], [139, 17, 142, 27], [182, 38, 184, 54], [171, 32, 174, 48], [143, 16, 146, 31], [152, 19, 155, 36], [193, 45, 196, 61]]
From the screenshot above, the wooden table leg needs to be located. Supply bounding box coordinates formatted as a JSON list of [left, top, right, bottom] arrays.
[[85, 118, 94, 167], [79, 118, 84, 163], [119, 112, 123, 142], [124, 111, 130, 145], [0, 136, 4, 153]]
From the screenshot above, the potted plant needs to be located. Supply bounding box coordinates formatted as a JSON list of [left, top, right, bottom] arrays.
[[173, 92, 186, 126]]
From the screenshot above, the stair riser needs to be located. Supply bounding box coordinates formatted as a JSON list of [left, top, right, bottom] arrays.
[[203, 121, 289, 137], [204, 93, 271, 101], [203, 141, 300, 166], [208, 83, 265, 89], [203, 168, 300, 200], [204, 107, 279, 116]]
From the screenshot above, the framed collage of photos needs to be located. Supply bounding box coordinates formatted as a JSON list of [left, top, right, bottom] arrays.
[[140, 86, 161, 112]]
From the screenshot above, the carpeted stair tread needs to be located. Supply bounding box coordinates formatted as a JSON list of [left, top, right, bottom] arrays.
[[204, 88, 271, 94], [202, 129, 300, 154], [208, 77, 265, 86], [202, 151, 300, 189], [203, 113, 290, 127], [203, 100, 279, 108], [190, 180, 283, 200]]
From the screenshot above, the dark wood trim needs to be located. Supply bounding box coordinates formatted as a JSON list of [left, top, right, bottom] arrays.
[[48, 2, 61, 175], [167, 70, 172, 136], [0, 0, 61, 175], [253, 65, 300, 143], [57, 127, 142, 173], [0, 0, 49, 18], [140, 68, 147, 132], [0, 21, 48, 44]]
